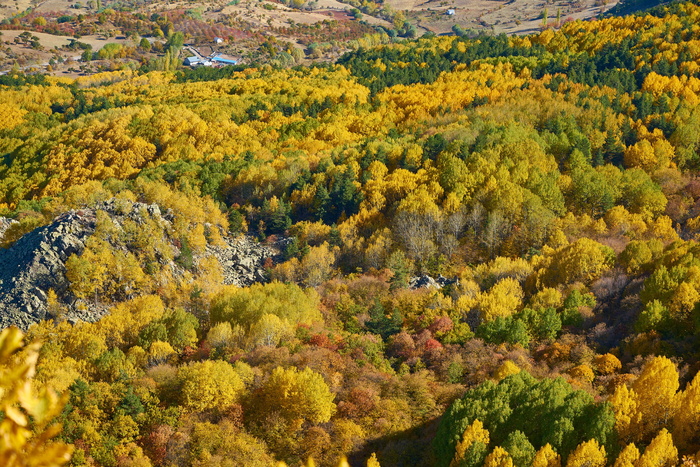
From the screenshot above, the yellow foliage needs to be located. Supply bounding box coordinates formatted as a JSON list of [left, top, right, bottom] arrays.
[[568, 364, 595, 384], [177, 360, 245, 411], [610, 383, 642, 444], [636, 429, 678, 467], [254, 366, 336, 428], [484, 446, 514, 467], [493, 361, 521, 381], [594, 353, 622, 375], [540, 238, 614, 286], [97, 295, 166, 349], [531, 444, 561, 467], [367, 452, 381, 467], [451, 419, 490, 467], [565, 440, 606, 467], [0, 327, 73, 466], [478, 277, 524, 321], [613, 443, 640, 467], [148, 341, 176, 366], [674, 370, 700, 451], [300, 242, 337, 287], [0, 103, 27, 130], [529, 288, 563, 310], [632, 357, 680, 441]]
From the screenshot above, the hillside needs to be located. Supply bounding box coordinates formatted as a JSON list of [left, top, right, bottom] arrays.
[[2, 0, 700, 466], [0, 0, 616, 78], [0, 198, 278, 330]]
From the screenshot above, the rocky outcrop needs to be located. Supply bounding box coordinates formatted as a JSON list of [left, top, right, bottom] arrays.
[[409, 274, 458, 290], [0, 199, 280, 330], [0, 209, 97, 329], [207, 236, 279, 287]]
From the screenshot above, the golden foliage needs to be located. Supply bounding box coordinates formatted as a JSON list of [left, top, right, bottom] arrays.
[[0, 327, 73, 466]]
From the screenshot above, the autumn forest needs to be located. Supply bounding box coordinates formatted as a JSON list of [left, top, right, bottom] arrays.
[[3, 0, 700, 465]]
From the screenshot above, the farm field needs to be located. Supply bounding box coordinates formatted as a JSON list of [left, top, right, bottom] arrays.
[[0, 0, 620, 76]]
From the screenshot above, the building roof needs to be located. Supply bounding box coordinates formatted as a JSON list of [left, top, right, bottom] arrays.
[[211, 57, 238, 65]]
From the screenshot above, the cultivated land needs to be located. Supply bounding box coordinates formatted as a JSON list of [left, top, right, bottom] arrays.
[[0, 0, 618, 76], [387, 0, 618, 36]]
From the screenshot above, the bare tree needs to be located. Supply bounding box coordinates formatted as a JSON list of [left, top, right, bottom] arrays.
[[482, 210, 511, 258], [466, 202, 486, 236], [438, 208, 466, 257], [394, 211, 439, 266]]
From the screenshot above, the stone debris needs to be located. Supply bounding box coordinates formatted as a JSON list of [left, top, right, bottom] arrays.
[[0, 199, 279, 330], [409, 274, 459, 290], [207, 235, 281, 287]]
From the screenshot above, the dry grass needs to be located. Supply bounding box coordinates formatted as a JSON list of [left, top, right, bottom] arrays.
[[386, 0, 618, 35]]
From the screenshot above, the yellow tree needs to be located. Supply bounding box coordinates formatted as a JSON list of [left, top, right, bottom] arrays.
[[64, 244, 110, 301], [177, 360, 245, 412], [484, 447, 514, 467], [254, 366, 336, 431], [613, 443, 640, 467], [565, 440, 606, 467], [299, 242, 336, 287], [478, 277, 524, 321], [673, 370, 700, 451], [367, 453, 381, 467], [610, 382, 641, 444], [451, 419, 490, 467], [594, 354, 622, 375], [631, 357, 679, 442], [541, 238, 614, 286], [531, 444, 561, 467], [636, 429, 677, 467], [624, 140, 658, 173], [493, 361, 521, 382]]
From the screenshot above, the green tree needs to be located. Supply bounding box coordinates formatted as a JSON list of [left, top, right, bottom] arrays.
[[211, 282, 321, 329], [502, 430, 536, 467], [434, 371, 614, 466]]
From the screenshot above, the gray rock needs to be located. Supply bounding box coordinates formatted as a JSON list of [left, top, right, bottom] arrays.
[[409, 274, 458, 290], [206, 235, 280, 287], [0, 209, 96, 329], [0, 199, 282, 330]]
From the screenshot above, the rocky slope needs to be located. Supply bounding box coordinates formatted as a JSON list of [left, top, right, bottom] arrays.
[[0, 199, 280, 330]]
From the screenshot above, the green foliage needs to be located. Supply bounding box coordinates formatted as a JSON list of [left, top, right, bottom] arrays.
[[139, 308, 198, 350], [476, 307, 561, 347], [211, 282, 321, 329], [97, 43, 124, 60], [365, 299, 403, 339], [7, 2, 700, 464], [434, 371, 615, 466], [502, 430, 536, 467]]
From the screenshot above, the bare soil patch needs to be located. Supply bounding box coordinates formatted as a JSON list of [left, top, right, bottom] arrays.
[[387, 0, 618, 35]]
